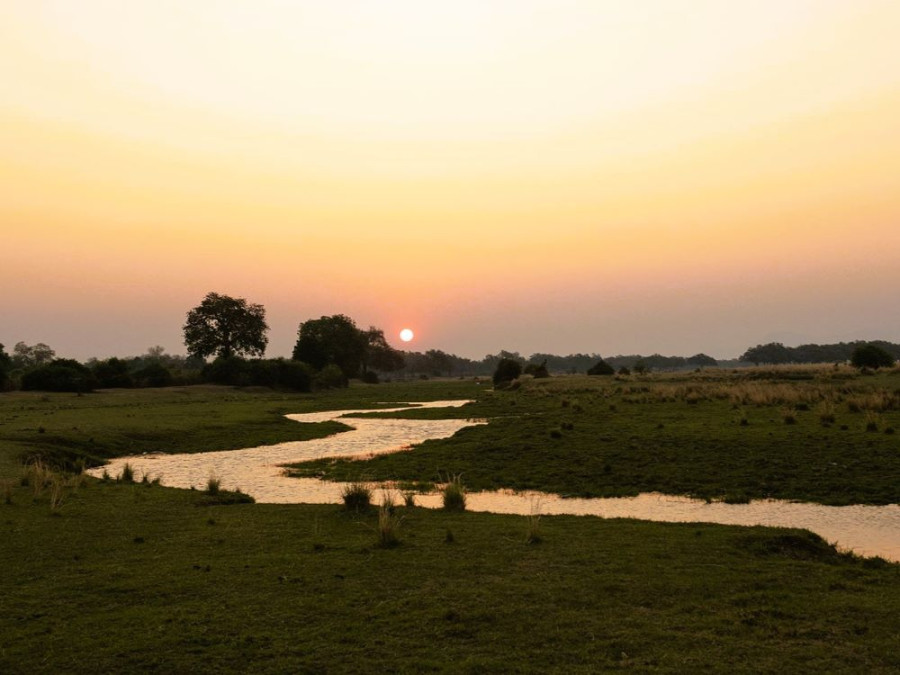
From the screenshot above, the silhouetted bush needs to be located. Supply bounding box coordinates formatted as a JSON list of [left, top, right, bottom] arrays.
[[202, 357, 313, 391], [493, 358, 522, 387], [21, 359, 96, 392], [362, 370, 380, 384], [851, 344, 895, 370], [132, 362, 173, 388], [315, 363, 347, 389], [524, 360, 549, 378], [90, 357, 134, 388], [587, 359, 614, 376]]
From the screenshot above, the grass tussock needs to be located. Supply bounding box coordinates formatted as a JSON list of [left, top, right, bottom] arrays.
[[441, 475, 467, 512], [375, 491, 402, 548], [206, 473, 221, 495], [120, 463, 135, 483], [341, 481, 372, 512]]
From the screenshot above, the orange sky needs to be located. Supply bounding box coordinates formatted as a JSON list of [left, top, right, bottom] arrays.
[[2, 1, 900, 360]]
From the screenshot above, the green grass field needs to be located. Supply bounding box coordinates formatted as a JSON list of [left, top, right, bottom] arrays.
[[2, 371, 899, 672]]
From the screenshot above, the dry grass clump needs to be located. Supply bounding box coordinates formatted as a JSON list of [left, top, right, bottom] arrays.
[[341, 481, 372, 512], [375, 491, 402, 548], [441, 475, 467, 511]]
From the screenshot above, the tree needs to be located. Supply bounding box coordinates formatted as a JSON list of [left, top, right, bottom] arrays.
[[363, 327, 405, 374], [11, 342, 55, 369], [687, 353, 718, 367], [492, 358, 522, 387], [183, 292, 268, 360], [292, 315, 367, 379], [850, 344, 895, 370], [0, 344, 11, 390]]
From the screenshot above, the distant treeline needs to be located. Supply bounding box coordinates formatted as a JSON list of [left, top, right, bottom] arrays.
[[739, 341, 900, 365], [397, 350, 719, 377]]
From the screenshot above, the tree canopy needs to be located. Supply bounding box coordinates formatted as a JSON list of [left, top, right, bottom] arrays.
[[293, 316, 405, 380], [183, 292, 269, 360]]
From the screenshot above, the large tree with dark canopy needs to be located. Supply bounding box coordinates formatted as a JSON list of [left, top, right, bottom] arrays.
[[292, 314, 367, 378], [183, 292, 269, 360]]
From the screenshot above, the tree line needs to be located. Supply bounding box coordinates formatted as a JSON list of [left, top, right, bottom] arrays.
[[3, 291, 896, 393]]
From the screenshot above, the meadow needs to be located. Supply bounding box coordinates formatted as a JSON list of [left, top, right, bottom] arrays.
[[1, 368, 899, 672]]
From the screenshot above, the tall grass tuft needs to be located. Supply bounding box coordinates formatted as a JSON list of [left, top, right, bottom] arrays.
[[526, 499, 543, 544], [341, 481, 372, 512], [402, 490, 416, 508], [206, 473, 221, 495], [375, 491, 401, 548], [442, 475, 467, 512], [120, 463, 135, 483], [49, 477, 66, 514]]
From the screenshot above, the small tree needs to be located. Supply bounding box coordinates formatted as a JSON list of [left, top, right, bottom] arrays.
[[0, 344, 12, 390], [850, 344, 895, 370], [493, 358, 522, 386], [183, 292, 268, 360]]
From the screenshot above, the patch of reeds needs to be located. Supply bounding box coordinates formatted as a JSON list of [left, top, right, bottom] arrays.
[[341, 481, 372, 512], [402, 491, 416, 508], [441, 475, 466, 512], [120, 463, 135, 483]]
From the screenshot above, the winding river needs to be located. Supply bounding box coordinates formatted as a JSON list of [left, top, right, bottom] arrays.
[[88, 400, 900, 562]]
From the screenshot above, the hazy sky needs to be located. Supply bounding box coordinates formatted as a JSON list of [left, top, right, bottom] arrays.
[[3, 1, 900, 361]]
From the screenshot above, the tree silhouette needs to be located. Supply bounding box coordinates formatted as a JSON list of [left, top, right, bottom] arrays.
[[183, 292, 268, 359]]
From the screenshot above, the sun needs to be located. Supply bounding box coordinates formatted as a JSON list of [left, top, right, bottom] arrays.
[[399, 328, 414, 343]]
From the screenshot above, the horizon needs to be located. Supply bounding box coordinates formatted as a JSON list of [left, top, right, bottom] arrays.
[[4, 1, 900, 362]]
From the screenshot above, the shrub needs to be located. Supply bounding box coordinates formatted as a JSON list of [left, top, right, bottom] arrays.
[[492, 358, 522, 387], [587, 359, 614, 376], [316, 364, 348, 390], [524, 360, 549, 378], [133, 362, 173, 388], [21, 359, 96, 392], [91, 357, 134, 388], [851, 344, 895, 370]]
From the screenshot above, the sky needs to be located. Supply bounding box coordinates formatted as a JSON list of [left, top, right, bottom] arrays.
[[2, 0, 900, 361]]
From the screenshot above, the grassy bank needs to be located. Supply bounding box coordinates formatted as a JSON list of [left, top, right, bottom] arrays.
[[0, 381, 480, 477], [291, 369, 900, 505], [1, 476, 898, 673]]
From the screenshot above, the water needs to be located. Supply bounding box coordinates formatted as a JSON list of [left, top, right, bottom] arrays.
[[88, 400, 900, 562]]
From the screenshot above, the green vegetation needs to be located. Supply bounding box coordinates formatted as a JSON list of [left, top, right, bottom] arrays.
[[2, 373, 899, 671], [1, 473, 899, 672], [292, 368, 900, 505]]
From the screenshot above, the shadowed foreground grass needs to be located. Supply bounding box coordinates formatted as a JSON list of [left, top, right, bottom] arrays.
[[1, 478, 899, 673]]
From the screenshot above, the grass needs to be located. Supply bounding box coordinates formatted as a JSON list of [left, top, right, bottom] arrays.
[[341, 481, 372, 512], [441, 474, 467, 511], [0, 477, 898, 672], [291, 369, 900, 505], [0, 376, 899, 670]]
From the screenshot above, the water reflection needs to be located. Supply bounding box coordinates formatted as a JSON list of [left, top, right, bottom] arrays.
[[88, 400, 899, 562]]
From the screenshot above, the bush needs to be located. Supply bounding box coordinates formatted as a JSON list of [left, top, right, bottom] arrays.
[[133, 362, 173, 388], [21, 359, 96, 392], [587, 359, 614, 376], [851, 344, 895, 370], [493, 358, 522, 387], [315, 364, 347, 389], [90, 357, 134, 388], [524, 360, 549, 378]]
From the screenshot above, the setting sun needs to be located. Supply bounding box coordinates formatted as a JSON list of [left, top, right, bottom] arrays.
[[399, 328, 414, 343]]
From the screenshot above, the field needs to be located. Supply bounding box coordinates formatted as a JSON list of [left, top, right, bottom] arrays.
[[1, 369, 899, 672]]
